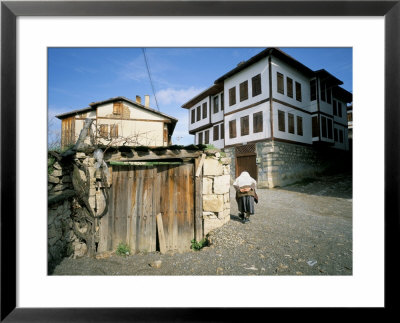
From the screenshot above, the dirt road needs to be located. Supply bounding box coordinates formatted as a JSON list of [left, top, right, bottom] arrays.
[[52, 173, 352, 276]]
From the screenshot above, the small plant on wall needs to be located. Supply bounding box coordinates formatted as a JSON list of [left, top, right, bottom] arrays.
[[191, 237, 209, 251], [116, 242, 130, 257]]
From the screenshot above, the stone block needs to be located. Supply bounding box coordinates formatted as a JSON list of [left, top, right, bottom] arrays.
[[51, 169, 63, 177], [61, 175, 72, 183], [202, 177, 213, 195], [213, 175, 231, 194], [75, 152, 86, 159], [220, 157, 231, 165], [203, 158, 223, 176], [48, 175, 60, 184], [203, 211, 217, 219], [223, 165, 230, 175], [223, 193, 229, 203], [203, 195, 224, 212], [53, 162, 62, 170]]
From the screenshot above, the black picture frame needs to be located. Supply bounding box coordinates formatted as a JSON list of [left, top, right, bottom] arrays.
[[1, 0, 398, 321]]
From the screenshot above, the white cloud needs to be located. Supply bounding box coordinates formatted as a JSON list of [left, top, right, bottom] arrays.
[[156, 87, 204, 106]]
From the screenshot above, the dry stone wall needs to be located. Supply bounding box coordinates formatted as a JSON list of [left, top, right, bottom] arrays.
[[202, 152, 231, 235]]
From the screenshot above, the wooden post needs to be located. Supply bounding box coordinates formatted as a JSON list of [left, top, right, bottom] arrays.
[[194, 156, 203, 241], [156, 213, 167, 254], [195, 153, 206, 177]]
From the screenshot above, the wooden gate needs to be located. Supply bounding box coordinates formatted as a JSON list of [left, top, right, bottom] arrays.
[[236, 144, 258, 180], [98, 162, 196, 254]]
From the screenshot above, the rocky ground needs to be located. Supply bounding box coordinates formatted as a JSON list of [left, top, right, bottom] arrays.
[[52, 172, 352, 276]]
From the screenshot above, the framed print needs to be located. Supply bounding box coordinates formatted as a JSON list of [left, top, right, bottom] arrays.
[[1, 0, 398, 321]]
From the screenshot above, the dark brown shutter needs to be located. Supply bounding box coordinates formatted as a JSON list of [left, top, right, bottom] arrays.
[[229, 87, 236, 106], [252, 74, 261, 97], [253, 111, 263, 133], [338, 102, 342, 117], [310, 79, 316, 101], [297, 116, 303, 136], [240, 115, 249, 136], [334, 128, 338, 141], [198, 132, 203, 144], [278, 110, 285, 132], [213, 125, 219, 141], [312, 116, 319, 137], [321, 116, 327, 138], [239, 80, 248, 102], [196, 105, 201, 122], [213, 96, 219, 114], [221, 93, 224, 110], [327, 119, 333, 139], [100, 124, 108, 138], [205, 130, 209, 144], [203, 102, 207, 118], [277, 72, 284, 94], [221, 123, 225, 139], [327, 87, 332, 104], [287, 77, 293, 98], [320, 81, 326, 101], [333, 100, 337, 115], [110, 124, 118, 138], [191, 109, 195, 124], [295, 82, 302, 102], [288, 113, 294, 134], [229, 120, 237, 138]]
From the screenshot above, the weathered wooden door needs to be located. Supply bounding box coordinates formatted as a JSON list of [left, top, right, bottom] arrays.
[[236, 144, 258, 180], [98, 163, 195, 254]]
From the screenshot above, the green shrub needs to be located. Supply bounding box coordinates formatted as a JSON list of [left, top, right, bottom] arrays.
[[191, 237, 209, 251], [116, 242, 130, 257]]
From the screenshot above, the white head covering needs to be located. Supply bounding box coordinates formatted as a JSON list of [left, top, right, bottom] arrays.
[[233, 171, 257, 188]]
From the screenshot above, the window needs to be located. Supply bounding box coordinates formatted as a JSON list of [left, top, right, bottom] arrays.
[[229, 120, 237, 138], [278, 110, 285, 132], [310, 79, 317, 101], [327, 119, 333, 139], [253, 111, 263, 133], [295, 82, 302, 102], [240, 115, 249, 136], [320, 81, 326, 101], [348, 112, 353, 122], [338, 102, 342, 117], [288, 113, 295, 134], [221, 93, 224, 110], [213, 125, 219, 141], [110, 124, 118, 138], [213, 96, 219, 114], [99, 124, 108, 138], [339, 130, 344, 143], [191, 109, 195, 124], [252, 74, 262, 97], [277, 72, 284, 94], [240, 80, 248, 102], [198, 132, 203, 144], [312, 116, 319, 137], [221, 123, 224, 139], [334, 128, 338, 142], [287, 77, 293, 98], [333, 100, 337, 116], [196, 105, 201, 122], [205, 130, 209, 144], [203, 102, 207, 119], [321, 116, 327, 138], [327, 87, 332, 104], [113, 102, 122, 115], [229, 87, 236, 106], [297, 116, 303, 136]]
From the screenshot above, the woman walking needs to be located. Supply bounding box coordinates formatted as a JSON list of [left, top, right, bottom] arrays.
[[233, 171, 258, 223]]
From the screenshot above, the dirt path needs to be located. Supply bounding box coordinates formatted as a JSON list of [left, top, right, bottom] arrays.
[[52, 173, 352, 276]]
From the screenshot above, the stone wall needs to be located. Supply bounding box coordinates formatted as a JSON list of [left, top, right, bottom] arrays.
[[202, 152, 231, 235], [224, 140, 351, 189]]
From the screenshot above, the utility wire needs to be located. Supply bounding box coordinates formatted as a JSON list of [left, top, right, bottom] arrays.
[[142, 48, 160, 111]]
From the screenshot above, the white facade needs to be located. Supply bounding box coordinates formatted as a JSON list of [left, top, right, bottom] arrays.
[[183, 48, 352, 152]]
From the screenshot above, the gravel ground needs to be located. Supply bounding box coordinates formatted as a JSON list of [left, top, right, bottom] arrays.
[[52, 172, 352, 276]]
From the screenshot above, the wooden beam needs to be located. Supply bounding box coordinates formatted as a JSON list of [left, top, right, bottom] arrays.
[[156, 213, 167, 254], [194, 157, 203, 241], [195, 153, 206, 177]]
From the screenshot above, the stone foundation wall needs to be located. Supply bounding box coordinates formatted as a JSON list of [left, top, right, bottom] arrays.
[[224, 140, 350, 189], [201, 152, 231, 235]]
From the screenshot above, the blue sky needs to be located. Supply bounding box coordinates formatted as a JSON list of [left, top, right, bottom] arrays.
[[48, 47, 352, 146]]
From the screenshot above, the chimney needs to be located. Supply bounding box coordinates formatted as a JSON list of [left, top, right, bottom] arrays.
[[136, 95, 141, 104], [145, 95, 150, 107]]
